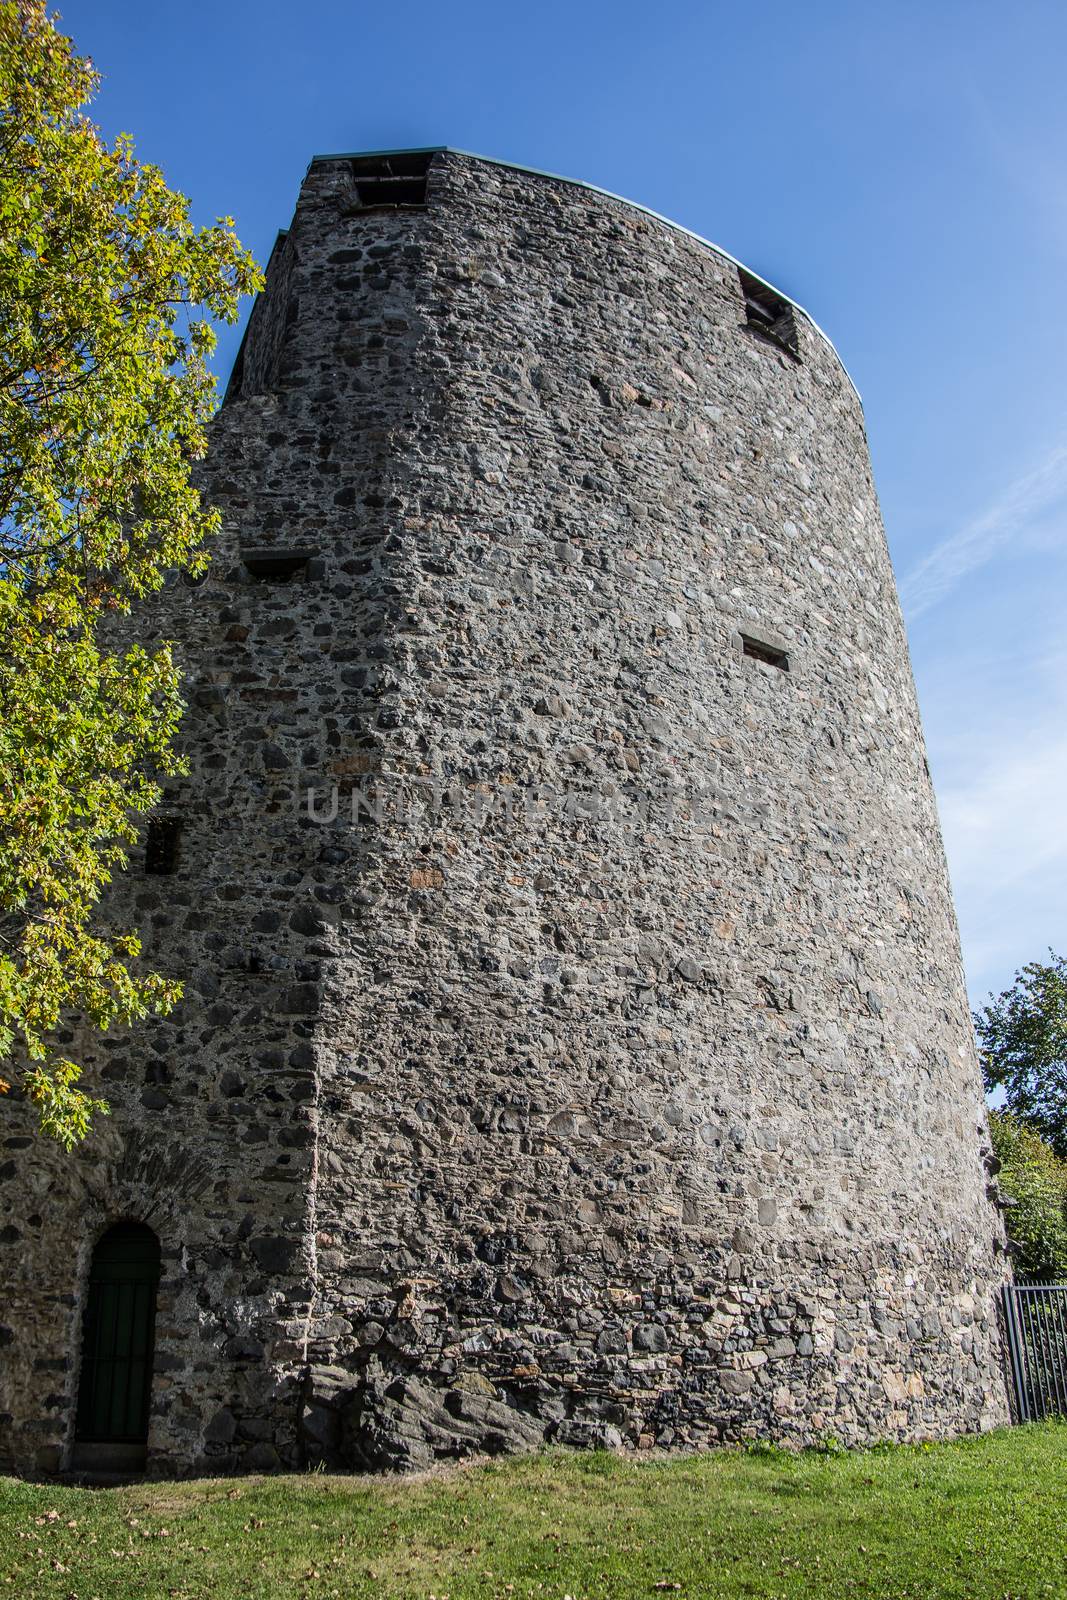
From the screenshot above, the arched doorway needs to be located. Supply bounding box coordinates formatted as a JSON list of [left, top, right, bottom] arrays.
[[74, 1222, 160, 1466]]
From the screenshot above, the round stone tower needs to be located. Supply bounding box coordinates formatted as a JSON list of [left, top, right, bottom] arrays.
[[0, 150, 1010, 1476]]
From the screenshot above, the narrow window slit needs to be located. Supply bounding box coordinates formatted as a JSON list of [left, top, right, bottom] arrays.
[[738, 270, 799, 358], [144, 818, 181, 875], [242, 550, 314, 581], [741, 635, 790, 672]]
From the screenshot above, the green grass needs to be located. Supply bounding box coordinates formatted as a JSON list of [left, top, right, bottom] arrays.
[[2, 1423, 1066, 1599]]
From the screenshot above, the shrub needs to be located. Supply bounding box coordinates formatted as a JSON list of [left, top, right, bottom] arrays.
[[989, 1110, 1067, 1281]]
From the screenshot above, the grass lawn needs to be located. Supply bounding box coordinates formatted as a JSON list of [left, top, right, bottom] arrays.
[[2, 1423, 1066, 1599]]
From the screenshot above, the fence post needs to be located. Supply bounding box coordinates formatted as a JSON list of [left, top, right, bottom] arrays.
[[1002, 1284, 1030, 1423]]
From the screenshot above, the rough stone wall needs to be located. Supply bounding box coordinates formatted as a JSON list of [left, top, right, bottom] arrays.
[[0, 151, 1011, 1475]]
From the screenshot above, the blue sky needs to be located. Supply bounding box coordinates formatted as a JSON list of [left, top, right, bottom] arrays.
[[62, 0, 1067, 1006]]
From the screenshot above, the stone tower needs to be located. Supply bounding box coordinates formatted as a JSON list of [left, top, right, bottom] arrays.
[[0, 150, 1010, 1475]]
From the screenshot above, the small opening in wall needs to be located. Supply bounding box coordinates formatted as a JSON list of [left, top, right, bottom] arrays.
[[350, 152, 432, 208], [144, 818, 181, 875], [242, 550, 314, 581], [738, 270, 799, 359], [741, 635, 790, 672]]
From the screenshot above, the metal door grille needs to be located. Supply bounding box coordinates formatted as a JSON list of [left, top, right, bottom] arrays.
[[1002, 1283, 1067, 1421]]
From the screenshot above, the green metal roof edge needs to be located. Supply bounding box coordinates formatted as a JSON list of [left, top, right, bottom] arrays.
[[308, 145, 862, 405]]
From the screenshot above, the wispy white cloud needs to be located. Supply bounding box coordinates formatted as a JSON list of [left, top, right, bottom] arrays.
[[941, 734, 1067, 896], [920, 625, 1067, 1002], [901, 440, 1067, 617], [939, 722, 1067, 1004], [963, 77, 1067, 264]]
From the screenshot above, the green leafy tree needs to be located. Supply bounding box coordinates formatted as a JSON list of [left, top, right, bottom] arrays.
[[988, 1110, 1067, 1281], [976, 952, 1067, 1159], [0, 1, 260, 1145]]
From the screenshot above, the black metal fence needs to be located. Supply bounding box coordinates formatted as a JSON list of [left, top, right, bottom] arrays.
[[1002, 1283, 1067, 1421]]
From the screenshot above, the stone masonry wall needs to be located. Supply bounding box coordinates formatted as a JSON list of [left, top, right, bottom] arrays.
[[0, 151, 1011, 1475]]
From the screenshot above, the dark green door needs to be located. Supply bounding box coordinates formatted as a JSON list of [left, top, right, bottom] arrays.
[[75, 1222, 160, 1443]]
